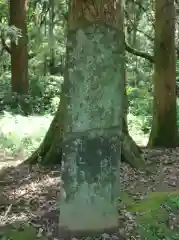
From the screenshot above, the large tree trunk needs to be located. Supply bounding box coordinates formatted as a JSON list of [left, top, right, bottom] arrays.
[[26, 0, 145, 237], [26, 106, 145, 168], [26, 77, 145, 168], [26, 61, 145, 169], [26, 82, 145, 170], [53, 0, 125, 234], [26, 86, 145, 236], [10, 0, 28, 94], [148, 0, 178, 147]]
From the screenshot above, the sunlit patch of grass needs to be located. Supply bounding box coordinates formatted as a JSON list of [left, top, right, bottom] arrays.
[[128, 113, 149, 146], [0, 111, 148, 161], [0, 111, 53, 158]]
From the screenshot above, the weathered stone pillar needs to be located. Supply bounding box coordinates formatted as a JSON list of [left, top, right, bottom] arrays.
[[59, 0, 125, 236]]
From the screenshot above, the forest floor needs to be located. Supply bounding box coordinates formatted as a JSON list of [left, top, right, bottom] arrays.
[[1, 112, 179, 239], [0, 147, 179, 239]]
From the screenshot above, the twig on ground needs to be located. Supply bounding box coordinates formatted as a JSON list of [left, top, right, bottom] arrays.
[[3, 204, 12, 218]]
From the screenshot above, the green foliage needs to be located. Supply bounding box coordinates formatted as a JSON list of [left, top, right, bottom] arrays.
[[176, 99, 179, 129], [0, 73, 63, 115], [0, 23, 21, 43], [127, 86, 153, 133], [176, 60, 179, 83], [0, 0, 66, 116], [28, 74, 62, 114], [126, 59, 179, 133]]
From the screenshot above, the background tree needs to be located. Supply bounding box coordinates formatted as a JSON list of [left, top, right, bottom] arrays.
[[148, 0, 178, 147], [9, 0, 28, 94]]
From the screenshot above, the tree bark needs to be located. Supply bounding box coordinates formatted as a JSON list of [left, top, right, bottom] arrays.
[[121, 117, 144, 169], [48, 0, 56, 75], [26, 108, 145, 168], [26, 76, 145, 170], [26, 58, 145, 169], [26, 0, 145, 236], [148, 0, 178, 148], [9, 0, 28, 94], [60, 0, 124, 233]]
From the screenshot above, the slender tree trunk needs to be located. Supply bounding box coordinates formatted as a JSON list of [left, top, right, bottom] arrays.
[[43, 17, 48, 76], [148, 0, 178, 147], [9, 0, 28, 94], [49, 0, 56, 75], [125, 0, 142, 87]]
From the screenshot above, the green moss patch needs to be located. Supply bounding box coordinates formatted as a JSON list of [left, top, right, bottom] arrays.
[[0, 225, 47, 240], [120, 191, 179, 239]]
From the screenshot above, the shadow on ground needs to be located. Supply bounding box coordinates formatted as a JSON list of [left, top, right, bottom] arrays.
[[0, 147, 179, 239], [0, 163, 62, 240]]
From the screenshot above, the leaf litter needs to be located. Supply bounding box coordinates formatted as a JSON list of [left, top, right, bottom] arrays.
[[0, 147, 179, 239]]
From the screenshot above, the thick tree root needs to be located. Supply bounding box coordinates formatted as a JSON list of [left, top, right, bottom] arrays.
[[25, 136, 62, 165], [121, 133, 146, 169]]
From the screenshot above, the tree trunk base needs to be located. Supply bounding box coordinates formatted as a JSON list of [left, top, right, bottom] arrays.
[[26, 131, 146, 170], [25, 136, 62, 166]]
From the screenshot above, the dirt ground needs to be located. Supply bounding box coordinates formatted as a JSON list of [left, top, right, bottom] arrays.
[[0, 147, 179, 239]]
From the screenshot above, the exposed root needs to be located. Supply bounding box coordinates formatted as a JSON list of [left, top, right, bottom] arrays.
[[122, 133, 146, 169]]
